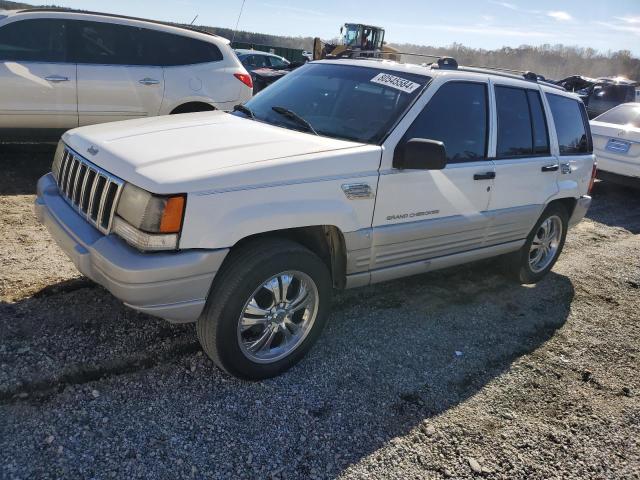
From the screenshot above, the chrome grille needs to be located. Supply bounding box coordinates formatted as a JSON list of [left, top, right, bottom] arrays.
[[55, 148, 124, 234]]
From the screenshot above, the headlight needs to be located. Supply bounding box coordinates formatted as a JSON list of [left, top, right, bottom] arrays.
[[51, 140, 65, 180], [114, 183, 186, 251]]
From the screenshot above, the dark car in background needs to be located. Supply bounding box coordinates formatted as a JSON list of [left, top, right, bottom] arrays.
[[235, 49, 293, 93], [557, 75, 638, 119]]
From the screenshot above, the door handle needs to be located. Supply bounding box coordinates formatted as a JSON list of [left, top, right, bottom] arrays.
[[541, 164, 559, 172], [139, 78, 160, 86], [473, 171, 496, 180], [45, 75, 69, 82]]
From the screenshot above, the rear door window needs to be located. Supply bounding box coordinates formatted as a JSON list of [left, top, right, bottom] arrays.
[[527, 90, 550, 154], [495, 86, 550, 158], [402, 81, 488, 163], [547, 93, 592, 155], [0, 19, 67, 62], [70, 20, 153, 65], [70, 20, 222, 66]]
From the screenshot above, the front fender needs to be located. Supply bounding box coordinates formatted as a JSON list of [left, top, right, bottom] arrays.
[[180, 176, 379, 249]]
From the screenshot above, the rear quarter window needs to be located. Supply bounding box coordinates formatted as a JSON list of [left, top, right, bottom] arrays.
[[153, 32, 223, 66], [547, 94, 592, 155]]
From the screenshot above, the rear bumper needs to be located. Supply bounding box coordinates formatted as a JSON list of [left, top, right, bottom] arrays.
[[35, 173, 228, 323], [568, 195, 592, 228]]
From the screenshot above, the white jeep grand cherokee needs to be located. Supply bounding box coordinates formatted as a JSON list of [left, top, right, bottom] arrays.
[[36, 59, 595, 379], [0, 9, 252, 141]]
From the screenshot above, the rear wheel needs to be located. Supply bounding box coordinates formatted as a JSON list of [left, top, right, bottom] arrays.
[[197, 239, 332, 379], [506, 203, 569, 284]]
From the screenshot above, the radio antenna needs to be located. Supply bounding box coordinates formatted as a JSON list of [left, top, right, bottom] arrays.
[[189, 14, 198, 25], [231, 0, 246, 43]]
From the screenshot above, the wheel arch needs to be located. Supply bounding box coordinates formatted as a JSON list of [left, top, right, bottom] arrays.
[[230, 226, 348, 289], [170, 101, 216, 114], [547, 196, 577, 218]]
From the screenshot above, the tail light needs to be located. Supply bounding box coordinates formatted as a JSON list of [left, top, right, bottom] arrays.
[[234, 72, 253, 89], [588, 161, 597, 194]]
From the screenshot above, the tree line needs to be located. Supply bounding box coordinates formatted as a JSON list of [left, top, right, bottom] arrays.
[[2, 0, 638, 81], [388, 42, 640, 81]]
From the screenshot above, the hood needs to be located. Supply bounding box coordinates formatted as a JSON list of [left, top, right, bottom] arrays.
[[63, 111, 369, 194]]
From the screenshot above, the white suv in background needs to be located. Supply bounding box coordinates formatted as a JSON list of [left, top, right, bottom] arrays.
[[36, 59, 595, 379], [0, 9, 253, 140]]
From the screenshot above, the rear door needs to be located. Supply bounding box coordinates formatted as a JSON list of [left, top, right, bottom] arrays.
[[486, 81, 558, 240], [0, 18, 77, 130], [70, 20, 164, 126]]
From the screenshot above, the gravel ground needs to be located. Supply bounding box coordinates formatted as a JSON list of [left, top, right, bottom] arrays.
[[1, 145, 639, 479]]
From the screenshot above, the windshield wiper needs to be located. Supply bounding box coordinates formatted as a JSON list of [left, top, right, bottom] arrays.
[[233, 104, 255, 119], [271, 106, 319, 135]]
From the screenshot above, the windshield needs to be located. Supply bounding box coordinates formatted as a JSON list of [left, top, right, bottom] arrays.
[[235, 63, 429, 144], [595, 103, 640, 128]]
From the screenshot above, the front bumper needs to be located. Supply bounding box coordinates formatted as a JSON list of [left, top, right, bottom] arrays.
[[35, 173, 228, 323], [568, 195, 592, 228]]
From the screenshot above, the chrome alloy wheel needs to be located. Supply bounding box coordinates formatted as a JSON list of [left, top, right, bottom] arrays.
[[529, 215, 563, 273], [237, 271, 319, 364]]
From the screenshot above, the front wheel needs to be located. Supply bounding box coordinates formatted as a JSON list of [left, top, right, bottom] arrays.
[[506, 203, 569, 284], [197, 239, 332, 380]]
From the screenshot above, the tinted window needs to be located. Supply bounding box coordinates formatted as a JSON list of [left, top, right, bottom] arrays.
[[237, 63, 429, 143], [268, 56, 288, 68], [245, 54, 268, 69], [496, 87, 532, 157], [528, 90, 550, 154], [158, 32, 222, 66], [495, 87, 550, 157], [547, 94, 592, 155], [0, 19, 67, 62], [403, 82, 487, 163], [71, 21, 153, 65], [70, 21, 222, 66], [595, 103, 640, 128]]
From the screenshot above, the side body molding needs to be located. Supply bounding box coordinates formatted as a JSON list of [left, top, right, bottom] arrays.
[[343, 204, 543, 288]]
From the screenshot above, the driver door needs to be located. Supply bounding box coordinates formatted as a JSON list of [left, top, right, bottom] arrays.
[[372, 79, 494, 276]]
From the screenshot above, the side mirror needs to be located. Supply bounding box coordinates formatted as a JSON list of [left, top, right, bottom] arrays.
[[393, 138, 447, 170]]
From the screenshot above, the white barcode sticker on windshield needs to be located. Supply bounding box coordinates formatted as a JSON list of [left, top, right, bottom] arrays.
[[370, 73, 420, 93]]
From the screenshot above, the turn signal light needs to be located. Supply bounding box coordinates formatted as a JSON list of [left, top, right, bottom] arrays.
[[234, 72, 253, 89], [160, 195, 186, 233]]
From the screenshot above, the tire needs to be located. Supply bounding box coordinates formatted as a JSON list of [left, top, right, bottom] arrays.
[[197, 238, 332, 380], [506, 203, 569, 284]]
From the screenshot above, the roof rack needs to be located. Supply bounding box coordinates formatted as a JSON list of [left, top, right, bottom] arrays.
[[15, 8, 222, 38], [339, 50, 565, 90]]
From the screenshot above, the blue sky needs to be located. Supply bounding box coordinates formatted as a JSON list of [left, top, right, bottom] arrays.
[[39, 0, 640, 55]]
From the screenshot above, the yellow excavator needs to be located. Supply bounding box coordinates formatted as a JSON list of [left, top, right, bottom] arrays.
[[313, 23, 401, 61]]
